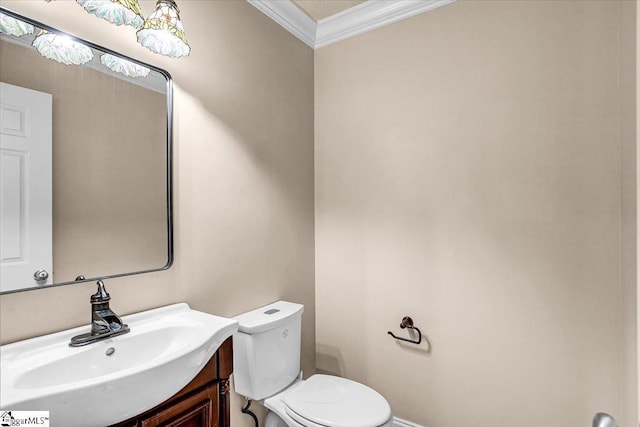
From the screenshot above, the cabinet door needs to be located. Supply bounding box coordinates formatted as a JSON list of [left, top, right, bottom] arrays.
[[140, 385, 219, 427]]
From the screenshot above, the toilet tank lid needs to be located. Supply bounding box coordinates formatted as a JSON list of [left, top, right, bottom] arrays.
[[233, 301, 304, 334]]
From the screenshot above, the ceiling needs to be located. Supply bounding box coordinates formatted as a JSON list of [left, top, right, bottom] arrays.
[[291, 0, 366, 22]]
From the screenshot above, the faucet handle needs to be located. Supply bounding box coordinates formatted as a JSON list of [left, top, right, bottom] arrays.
[[90, 280, 111, 303]]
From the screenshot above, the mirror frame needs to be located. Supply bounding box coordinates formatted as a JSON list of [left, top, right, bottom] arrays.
[[0, 7, 174, 294]]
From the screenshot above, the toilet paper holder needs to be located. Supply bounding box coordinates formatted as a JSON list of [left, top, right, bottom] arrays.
[[387, 316, 422, 345]]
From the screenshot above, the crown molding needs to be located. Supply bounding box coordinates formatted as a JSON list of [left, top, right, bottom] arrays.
[[247, 0, 456, 49], [247, 0, 316, 48], [315, 0, 456, 48]]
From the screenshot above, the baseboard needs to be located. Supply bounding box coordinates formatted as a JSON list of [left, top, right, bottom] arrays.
[[393, 416, 424, 427]]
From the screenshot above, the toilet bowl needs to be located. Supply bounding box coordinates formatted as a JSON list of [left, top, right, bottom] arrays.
[[233, 301, 393, 427], [262, 374, 393, 427]]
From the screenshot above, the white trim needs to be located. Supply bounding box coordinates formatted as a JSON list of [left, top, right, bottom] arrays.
[[247, 0, 317, 48], [393, 416, 425, 427], [246, 0, 456, 49], [315, 0, 456, 48]]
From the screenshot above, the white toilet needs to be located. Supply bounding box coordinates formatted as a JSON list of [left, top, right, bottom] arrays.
[[233, 301, 393, 427]]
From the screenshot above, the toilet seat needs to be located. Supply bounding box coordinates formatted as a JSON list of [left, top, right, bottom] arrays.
[[282, 375, 391, 427]]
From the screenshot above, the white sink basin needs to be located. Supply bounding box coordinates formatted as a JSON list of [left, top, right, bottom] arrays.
[[1, 303, 238, 427]]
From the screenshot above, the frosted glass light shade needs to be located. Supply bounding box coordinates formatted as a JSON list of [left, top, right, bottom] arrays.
[[76, 0, 144, 29], [137, 0, 190, 58], [32, 30, 94, 65], [101, 53, 150, 77], [0, 13, 35, 37]]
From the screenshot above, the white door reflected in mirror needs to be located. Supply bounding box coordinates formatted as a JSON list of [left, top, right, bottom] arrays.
[[0, 82, 52, 292]]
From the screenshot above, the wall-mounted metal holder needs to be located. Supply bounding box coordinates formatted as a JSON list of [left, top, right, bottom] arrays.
[[387, 316, 422, 345]]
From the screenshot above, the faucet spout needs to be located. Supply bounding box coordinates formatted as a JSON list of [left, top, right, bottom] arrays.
[[69, 280, 130, 347], [92, 309, 126, 335]]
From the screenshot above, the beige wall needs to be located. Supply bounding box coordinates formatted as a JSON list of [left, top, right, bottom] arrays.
[[0, 39, 168, 285], [315, 1, 635, 426], [1, 1, 637, 426], [621, 1, 638, 426], [0, 1, 315, 425]]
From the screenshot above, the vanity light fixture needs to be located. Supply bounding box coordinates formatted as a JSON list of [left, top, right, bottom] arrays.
[[76, 0, 144, 29], [32, 30, 94, 65], [136, 0, 190, 58], [100, 53, 150, 77], [0, 12, 35, 37]]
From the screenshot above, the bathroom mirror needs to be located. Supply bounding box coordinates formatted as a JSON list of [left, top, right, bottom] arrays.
[[0, 8, 173, 294]]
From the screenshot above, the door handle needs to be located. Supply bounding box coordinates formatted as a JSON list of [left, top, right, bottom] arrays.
[[33, 269, 49, 282]]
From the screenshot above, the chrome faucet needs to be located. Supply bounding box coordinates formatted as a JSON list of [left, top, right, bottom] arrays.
[[69, 280, 130, 347]]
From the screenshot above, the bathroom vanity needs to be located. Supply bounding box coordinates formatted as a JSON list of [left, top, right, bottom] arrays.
[[1, 304, 238, 427], [112, 337, 233, 427]]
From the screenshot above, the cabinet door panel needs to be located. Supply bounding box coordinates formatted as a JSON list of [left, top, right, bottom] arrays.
[[140, 385, 218, 427]]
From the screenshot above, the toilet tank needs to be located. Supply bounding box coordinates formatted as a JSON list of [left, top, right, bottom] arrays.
[[233, 301, 304, 401]]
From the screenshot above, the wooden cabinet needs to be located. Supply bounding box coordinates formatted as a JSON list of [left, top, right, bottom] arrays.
[[140, 385, 218, 427], [112, 337, 233, 427]]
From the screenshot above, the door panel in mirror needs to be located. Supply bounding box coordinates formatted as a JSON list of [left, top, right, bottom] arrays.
[[0, 82, 53, 291]]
